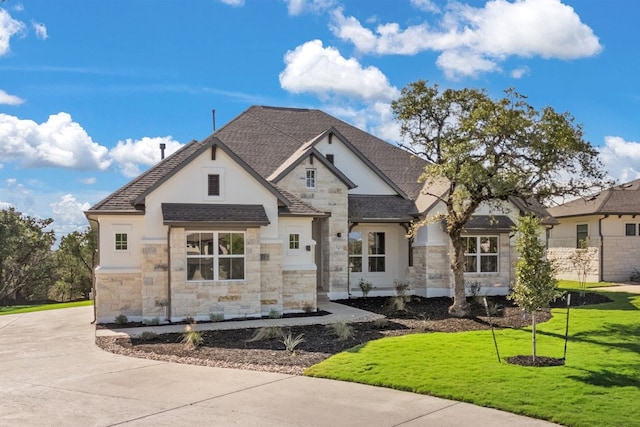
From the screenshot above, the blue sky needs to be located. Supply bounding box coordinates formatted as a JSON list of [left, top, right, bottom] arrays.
[[1, 0, 639, 237]]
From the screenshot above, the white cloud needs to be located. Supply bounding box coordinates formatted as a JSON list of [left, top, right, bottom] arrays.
[[599, 136, 640, 183], [279, 39, 399, 102], [32, 21, 48, 40], [510, 66, 529, 79], [79, 177, 96, 185], [0, 89, 25, 105], [330, 0, 601, 79], [49, 194, 90, 227], [0, 8, 25, 56], [284, 0, 336, 16], [0, 112, 111, 170], [219, 0, 245, 6], [324, 101, 400, 144], [109, 136, 183, 178], [411, 0, 440, 14]]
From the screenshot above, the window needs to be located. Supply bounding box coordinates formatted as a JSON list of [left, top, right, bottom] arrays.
[[463, 236, 498, 273], [348, 231, 362, 272], [115, 233, 128, 251], [576, 224, 588, 248], [326, 154, 334, 164], [208, 174, 220, 196], [348, 231, 386, 273], [625, 223, 637, 236], [306, 169, 316, 189], [289, 233, 300, 250], [186, 232, 245, 281], [368, 232, 386, 272]]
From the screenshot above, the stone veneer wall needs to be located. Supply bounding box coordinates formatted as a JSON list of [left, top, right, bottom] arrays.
[[260, 242, 284, 315], [283, 269, 317, 311], [94, 271, 143, 322], [277, 159, 349, 297], [169, 227, 264, 321], [547, 246, 600, 282], [141, 242, 169, 321], [602, 237, 640, 281]]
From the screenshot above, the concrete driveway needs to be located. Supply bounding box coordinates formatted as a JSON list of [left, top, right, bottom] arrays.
[[0, 306, 559, 427]]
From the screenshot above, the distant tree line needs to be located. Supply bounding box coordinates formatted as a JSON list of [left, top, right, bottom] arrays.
[[0, 208, 96, 305]]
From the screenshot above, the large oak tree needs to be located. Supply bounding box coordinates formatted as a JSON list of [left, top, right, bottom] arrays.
[[392, 81, 608, 317]]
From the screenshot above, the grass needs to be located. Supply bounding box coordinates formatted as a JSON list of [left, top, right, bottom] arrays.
[[0, 300, 93, 316], [305, 287, 640, 427], [557, 280, 618, 289]]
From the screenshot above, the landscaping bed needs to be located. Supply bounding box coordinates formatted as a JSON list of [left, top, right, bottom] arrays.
[[96, 291, 609, 375]]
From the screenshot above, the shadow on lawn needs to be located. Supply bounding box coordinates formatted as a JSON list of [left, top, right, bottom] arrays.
[[567, 367, 640, 388]]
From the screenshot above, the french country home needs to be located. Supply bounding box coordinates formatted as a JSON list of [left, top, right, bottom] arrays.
[[86, 106, 553, 323]]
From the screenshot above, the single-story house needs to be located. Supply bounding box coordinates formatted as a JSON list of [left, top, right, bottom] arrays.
[[547, 178, 640, 282], [86, 106, 553, 323]]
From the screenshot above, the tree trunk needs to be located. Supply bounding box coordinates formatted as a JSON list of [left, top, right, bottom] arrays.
[[449, 233, 470, 317], [532, 311, 537, 361]]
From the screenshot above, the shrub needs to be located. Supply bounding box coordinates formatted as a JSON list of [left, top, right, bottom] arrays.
[[303, 303, 315, 313], [209, 313, 224, 322], [328, 321, 355, 341], [143, 317, 159, 326], [184, 316, 195, 324], [139, 331, 158, 342], [114, 314, 129, 326], [373, 317, 389, 329], [248, 326, 283, 342], [414, 318, 434, 333], [181, 324, 203, 349], [281, 332, 305, 355], [358, 278, 373, 297], [631, 268, 640, 283], [269, 309, 282, 319]]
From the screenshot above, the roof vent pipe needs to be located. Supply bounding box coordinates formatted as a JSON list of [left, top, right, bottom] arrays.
[[212, 109, 216, 132], [160, 143, 166, 160]]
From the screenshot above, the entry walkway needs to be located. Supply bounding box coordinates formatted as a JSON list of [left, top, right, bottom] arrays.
[[0, 306, 560, 426]]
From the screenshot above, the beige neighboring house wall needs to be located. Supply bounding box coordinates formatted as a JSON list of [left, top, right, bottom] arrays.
[[547, 179, 640, 283]]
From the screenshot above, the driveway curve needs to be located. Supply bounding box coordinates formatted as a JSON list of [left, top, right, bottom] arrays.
[[0, 306, 559, 426]]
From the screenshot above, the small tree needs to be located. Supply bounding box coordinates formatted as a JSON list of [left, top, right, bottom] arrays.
[[509, 215, 560, 361], [569, 238, 595, 299]]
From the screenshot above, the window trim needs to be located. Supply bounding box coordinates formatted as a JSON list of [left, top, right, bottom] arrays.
[[463, 235, 499, 274], [625, 223, 637, 236], [289, 233, 300, 250], [576, 224, 588, 248], [306, 168, 316, 189], [115, 233, 128, 251], [348, 230, 386, 273], [186, 231, 245, 282]]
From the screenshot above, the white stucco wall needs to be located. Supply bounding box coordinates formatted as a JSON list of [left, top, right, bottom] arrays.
[[313, 134, 397, 195], [96, 215, 145, 270], [278, 216, 316, 270]]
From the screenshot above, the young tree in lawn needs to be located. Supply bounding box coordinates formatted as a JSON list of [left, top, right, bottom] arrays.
[[392, 80, 609, 317], [509, 215, 560, 361]]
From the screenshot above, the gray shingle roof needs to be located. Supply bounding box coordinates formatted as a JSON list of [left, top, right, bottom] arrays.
[[548, 178, 640, 218], [463, 215, 515, 232], [212, 106, 429, 200], [276, 188, 329, 217], [348, 195, 419, 222], [162, 203, 270, 226], [87, 141, 204, 214]]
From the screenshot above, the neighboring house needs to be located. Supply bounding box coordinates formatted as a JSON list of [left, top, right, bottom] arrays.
[[547, 178, 640, 282], [86, 106, 552, 323]]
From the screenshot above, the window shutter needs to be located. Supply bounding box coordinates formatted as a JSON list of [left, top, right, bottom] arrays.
[[208, 174, 220, 196]]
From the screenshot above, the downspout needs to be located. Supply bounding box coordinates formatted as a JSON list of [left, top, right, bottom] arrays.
[[598, 215, 607, 282], [166, 225, 172, 322]]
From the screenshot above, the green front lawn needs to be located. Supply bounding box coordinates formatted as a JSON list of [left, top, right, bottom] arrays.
[[306, 289, 640, 427], [0, 300, 93, 315]]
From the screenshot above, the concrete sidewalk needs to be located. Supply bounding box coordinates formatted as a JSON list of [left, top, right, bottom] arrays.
[[0, 306, 560, 426]]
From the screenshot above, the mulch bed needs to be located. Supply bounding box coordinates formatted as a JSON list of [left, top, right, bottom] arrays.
[[96, 291, 611, 375]]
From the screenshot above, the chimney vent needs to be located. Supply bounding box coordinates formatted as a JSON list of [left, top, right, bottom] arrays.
[[160, 143, 166, 160]]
